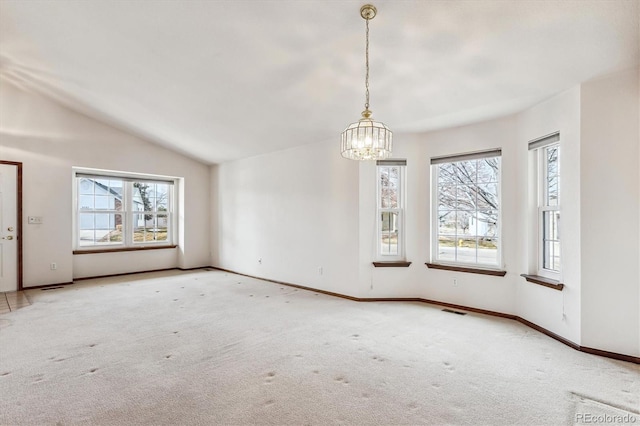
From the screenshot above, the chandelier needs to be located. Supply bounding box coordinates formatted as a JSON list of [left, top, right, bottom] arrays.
[[341, 4, 392, 161]]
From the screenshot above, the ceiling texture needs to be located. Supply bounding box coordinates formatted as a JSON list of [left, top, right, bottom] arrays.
[[1, 0, 638, 164]]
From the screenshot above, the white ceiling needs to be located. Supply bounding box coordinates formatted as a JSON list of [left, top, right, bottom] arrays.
[[1, 0, 638, 164]]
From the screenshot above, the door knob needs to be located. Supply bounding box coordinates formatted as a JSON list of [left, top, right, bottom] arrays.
[[4, 236, 13, 240], [7, 227, 13, 232]]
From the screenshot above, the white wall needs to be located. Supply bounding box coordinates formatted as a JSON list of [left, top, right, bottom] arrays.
[[580, 68, 639, 356], [213, 140, 361, 296], [516, 87, 582, 344], [0, 78, 211, 286], [212, 71, 640, 357]]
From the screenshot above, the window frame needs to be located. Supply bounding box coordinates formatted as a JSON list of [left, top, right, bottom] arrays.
[[536, 142, 561, 278], [376, 160, 406, 261], [430, 150, 503, 270], [73, 169, 177, 252]]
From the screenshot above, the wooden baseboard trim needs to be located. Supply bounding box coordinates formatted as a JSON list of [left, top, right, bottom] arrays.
[[25, 267, 211, 289], [73, 266, 212, 281], [211, 267, 361, 301], [578, 347, 640, 364], [211, 267, 639, 364], [418, 298, 517, 320], [73, 268, 178, 281], [515, 317, 580, 350]]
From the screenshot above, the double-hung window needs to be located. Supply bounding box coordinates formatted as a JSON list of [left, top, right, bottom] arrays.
[[431, 149, 502, 268], [529, 133, 561, 277], [75, 170, 175, 250], [376, 160, 406, 260]]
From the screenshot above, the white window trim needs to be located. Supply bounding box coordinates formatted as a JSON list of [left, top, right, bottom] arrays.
[[430, 152, 503, 270], [536, 143, 561, 279], [376, 162, 406, 261], [73, 168, 178, 251]]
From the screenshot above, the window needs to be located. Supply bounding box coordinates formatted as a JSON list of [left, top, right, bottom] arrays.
[[377, 160, 406, 260], [75, 170, 175, 250], [431, 150, 501, 268], [530, 133, 561, 276]]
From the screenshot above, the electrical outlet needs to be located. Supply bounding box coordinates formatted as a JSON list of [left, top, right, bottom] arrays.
[[453, 278, 458, 287], [50, 262, 57, 270], [318, 266, 323, 275], [258, 258, 262, 265]]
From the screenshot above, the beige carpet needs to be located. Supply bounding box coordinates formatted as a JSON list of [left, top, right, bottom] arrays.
[[0, 269, 638, 425]]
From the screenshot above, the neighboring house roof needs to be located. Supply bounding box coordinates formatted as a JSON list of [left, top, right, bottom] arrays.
[[82, 178, 143, 207]]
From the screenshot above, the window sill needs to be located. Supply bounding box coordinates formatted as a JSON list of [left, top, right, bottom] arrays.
[[73, 245, 178, 255], [520, 274, 564, 291], [372, 261, 412, 268], [425, 263, 507, 276]]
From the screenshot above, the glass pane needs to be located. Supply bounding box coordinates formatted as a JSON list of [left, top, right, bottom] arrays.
[[477, 158, 499, 183], [78, 213, 95, 246], [133, 213, 168, 243], [133, 213, 147, 242], [157, 198, 168, 212], [438, 163, 457, 185], [133, 182, 152, 212], [547, 175, 559, 206], [452, 161, 476, 184], [95, 213, 110, 229], [456, 185, 476, 210], [543, 211, 560, 271], [545, 146, 559, 206], [551, 241, 561, 271], [437, 236, 456, 262], [79, 179, 95, 195], [380, 167, 399, 209], [106, 214, 123, 242], [156, 214, 169, 241], [380, 212, 399, 255], [379, 167, 389, 208], [477, 211, 498, 238], [156, 184, 169, 212], [546, 146, 559, 175], [544, 211, 559, 240], [478, 238, 499, 265], [79, 195, 94, 210], [456, 211, 475, 237], [438, 185, 456, 210], [438, 211, 456, 236], [94, 195, 115, 210], [477, 183, 498, 210], [79, 213, 120, 245], [456, 238, 477, 263]]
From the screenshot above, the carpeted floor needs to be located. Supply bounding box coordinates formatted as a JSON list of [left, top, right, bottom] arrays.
[[0, 269, 638, 425]]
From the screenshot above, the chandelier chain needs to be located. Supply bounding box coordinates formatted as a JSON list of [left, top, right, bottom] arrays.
[[364, 17, 370, 111]]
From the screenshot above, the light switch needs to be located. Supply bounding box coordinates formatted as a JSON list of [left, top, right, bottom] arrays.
[[28, 216, 43, 224]]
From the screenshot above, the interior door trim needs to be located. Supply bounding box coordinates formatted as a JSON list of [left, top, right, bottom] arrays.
[[0, 160, 23, 291]]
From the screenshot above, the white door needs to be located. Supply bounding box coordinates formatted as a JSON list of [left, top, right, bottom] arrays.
[[0, 164, 18, 292]]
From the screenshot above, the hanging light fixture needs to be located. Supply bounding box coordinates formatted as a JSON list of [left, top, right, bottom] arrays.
[[341, 4, 392, 161]]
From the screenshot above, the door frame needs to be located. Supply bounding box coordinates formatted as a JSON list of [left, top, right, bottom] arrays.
[[0, 160, 23, 291]]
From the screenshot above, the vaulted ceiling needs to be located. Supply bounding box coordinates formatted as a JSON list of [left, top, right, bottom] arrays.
[[1, 0, 638, 164]]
